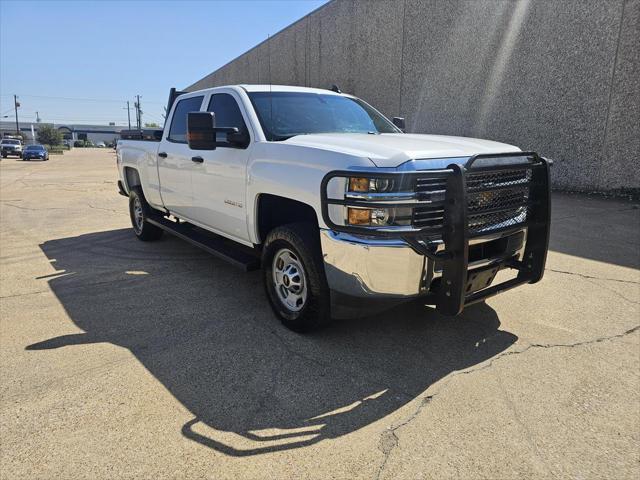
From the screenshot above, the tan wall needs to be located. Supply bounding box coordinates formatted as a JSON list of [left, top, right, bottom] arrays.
[[188, 0, 640, 193]]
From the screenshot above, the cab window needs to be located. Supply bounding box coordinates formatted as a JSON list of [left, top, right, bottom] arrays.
[[207, 93, 249, 148], [168, 96, 204, 143]]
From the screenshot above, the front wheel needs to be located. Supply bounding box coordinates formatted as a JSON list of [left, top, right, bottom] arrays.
[[129, 187, 164, 241], [262, 223, 331, 332]]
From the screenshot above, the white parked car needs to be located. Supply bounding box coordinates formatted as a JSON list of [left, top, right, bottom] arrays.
[[117, 85, 551, 332], [1, 138, 23, 158], [96, 142, 106, 148]]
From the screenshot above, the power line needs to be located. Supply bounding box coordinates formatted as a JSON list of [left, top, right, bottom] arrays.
[[0, 94, 165, 104]]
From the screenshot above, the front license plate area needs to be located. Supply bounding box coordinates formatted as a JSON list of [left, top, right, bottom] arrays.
[[466, 265, 499, 294]]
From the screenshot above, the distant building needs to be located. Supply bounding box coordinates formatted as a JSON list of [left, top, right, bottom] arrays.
[[0, 121, 126, 144]]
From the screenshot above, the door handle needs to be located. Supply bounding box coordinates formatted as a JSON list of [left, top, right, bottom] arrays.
[[191, 156, 204, 163], [158, 152, 168, 158]]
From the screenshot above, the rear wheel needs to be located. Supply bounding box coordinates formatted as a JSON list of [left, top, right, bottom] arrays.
[[262, 223, 331, 332], [129, 187, 164, 241]]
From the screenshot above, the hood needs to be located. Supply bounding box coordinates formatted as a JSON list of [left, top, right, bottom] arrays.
[[283, 133, 520, 168]]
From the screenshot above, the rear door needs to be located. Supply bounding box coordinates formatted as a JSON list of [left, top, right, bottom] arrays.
[[190, 91, 252, 243], [157, 94, 204, 217]]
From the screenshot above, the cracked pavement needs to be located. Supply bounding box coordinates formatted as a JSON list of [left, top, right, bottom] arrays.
[[1, 149, 639, 479]]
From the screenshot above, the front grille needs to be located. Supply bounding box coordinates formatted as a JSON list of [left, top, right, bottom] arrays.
[[412, 167, 532, 235], [466, 167, 532, 235]]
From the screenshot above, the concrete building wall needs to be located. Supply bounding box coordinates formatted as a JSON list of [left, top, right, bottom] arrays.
[[188, 0, 640, 193]]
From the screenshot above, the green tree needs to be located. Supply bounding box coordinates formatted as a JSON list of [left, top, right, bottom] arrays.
[[36, 124, 63, 146], [144, 122, 159, 128]]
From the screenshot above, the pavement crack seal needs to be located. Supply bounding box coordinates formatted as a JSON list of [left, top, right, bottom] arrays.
[[87, 203, 125, 214], [374, 325, 640, 479], [376, 396, 432, 480], [0, 289, 51, 299], [546, 267, 640, 285], [1, 202, 66, 211]]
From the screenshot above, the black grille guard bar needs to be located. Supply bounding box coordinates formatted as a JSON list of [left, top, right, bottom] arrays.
[[320, 151, 552, 316]]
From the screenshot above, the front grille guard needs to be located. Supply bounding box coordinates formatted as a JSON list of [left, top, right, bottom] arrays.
[[320, 152, 551, 316]]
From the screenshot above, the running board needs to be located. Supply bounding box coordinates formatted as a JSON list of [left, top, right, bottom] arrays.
[[147, 216, 261, 272]]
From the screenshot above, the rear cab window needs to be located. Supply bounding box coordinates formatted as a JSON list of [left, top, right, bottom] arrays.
[[167, 96, 204, 143]]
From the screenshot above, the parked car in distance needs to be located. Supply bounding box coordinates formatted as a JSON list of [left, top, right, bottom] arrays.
[[96, 142, 106, 148], [22, 144, 49, 161], [1, 138, 23, 158]]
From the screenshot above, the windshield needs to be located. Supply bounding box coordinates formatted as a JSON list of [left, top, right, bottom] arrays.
[[248, 92, 399, 141], [25, 145, 44, 151], [2, 140, 20, 145]]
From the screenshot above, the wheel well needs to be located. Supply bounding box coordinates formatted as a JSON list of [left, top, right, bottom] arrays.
[[123, 167, 141, 191], [257, 194, 318, 244]]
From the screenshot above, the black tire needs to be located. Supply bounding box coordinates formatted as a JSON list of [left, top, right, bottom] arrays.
[[129, 187, 164, 241], [262, 223, 331, 332]]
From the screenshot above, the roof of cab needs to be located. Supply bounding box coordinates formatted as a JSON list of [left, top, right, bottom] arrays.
[[239, 84, 342, 95], [189, 84, 344, 96]]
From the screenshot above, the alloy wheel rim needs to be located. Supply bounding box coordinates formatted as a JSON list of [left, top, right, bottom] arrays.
[[272, 248, 307, 312], [133, 197, 144, 234]]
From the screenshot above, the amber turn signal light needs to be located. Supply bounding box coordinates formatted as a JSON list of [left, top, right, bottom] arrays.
[[349, 177, 370, 192], [347, 208, 371, 225]]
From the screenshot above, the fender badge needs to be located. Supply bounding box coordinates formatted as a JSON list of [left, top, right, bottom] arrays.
[[224, 199, 243, 208]]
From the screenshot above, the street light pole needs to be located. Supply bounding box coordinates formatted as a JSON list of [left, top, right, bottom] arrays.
[[13, 95, 20, 136]]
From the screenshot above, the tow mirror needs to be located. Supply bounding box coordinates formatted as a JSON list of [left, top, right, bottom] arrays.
[[392, 117, 406, 132], [187, 111, 216, 150]]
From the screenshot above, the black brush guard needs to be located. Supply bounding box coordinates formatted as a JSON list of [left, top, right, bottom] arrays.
[[320, 152, 551, 316]]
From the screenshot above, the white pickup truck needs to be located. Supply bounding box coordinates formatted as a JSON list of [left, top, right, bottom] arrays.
[[117, 84, 550, 332]]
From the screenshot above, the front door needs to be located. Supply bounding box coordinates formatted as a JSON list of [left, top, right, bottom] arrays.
[[157, 94, 204, 217], [190, 92, 252, 244]]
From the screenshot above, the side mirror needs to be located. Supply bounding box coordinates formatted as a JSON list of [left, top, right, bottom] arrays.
[[392, 117, 406, 132], [187, 111, 216, 150]]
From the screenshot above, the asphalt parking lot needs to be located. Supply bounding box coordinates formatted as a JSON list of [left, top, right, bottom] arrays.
[[1, 148, 638, 479]]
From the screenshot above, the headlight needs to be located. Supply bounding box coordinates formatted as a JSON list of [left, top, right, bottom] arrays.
[[346, 206, 412, 226], [348, 177, 396, 193], [324, 174, 417, 229]]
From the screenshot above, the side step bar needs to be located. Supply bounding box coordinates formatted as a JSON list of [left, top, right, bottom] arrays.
[[146, 215, 261, 272]]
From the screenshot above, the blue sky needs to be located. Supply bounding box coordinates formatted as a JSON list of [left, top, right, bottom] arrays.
[[0, 0, 326, 126]]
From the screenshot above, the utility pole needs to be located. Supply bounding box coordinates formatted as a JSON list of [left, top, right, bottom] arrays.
[[126, 101, 131, 130], [135, 95, 142, 130], [13, 95, 20, 136]]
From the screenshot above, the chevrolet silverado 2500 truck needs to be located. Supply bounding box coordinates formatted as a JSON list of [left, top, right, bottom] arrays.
[[117, 85, 550, 332]]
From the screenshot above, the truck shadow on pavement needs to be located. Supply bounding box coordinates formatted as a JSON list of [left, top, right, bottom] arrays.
[[29, 228, 517, 457]]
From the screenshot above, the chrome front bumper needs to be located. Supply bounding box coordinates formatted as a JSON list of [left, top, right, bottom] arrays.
[[320, 228, 527, 299], [320, 230, 426, 298]]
